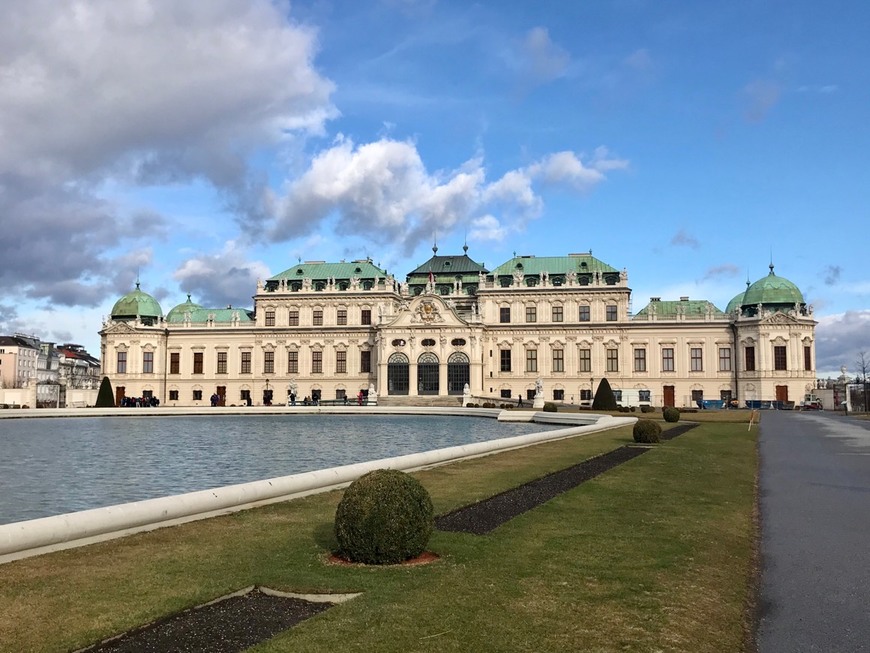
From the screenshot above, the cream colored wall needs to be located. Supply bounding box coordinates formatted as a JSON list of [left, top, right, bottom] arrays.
[[101, 278, 817, 408]]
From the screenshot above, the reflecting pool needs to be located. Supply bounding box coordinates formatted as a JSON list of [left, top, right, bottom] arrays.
[[0, 414, 559, 524]]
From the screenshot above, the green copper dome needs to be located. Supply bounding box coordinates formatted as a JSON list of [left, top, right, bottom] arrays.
[[111, 283, 163, 322], [742, 265, 804, 307], [725, 291, 746, 314], [166, 294, 203, 322]]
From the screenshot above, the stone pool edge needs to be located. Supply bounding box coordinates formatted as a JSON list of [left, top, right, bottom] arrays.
[[0, 408, 635, 564]]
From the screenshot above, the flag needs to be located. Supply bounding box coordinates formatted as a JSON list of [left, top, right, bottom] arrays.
[[428, 270, 434, 284]]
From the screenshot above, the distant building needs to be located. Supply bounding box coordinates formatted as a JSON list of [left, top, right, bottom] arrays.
[[100, 250, 817, 408]]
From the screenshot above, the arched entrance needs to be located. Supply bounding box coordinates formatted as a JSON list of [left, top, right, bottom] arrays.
[[447, 352, 470, 395], [387, 353, 409, 395], [417, 352, 439, 395]]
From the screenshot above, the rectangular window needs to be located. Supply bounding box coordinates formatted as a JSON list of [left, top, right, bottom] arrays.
[[143, 351, 153, 374], [313, 309, 323, 326], [553, 389, 564, 400], [217, 352, 227, 374], [361, 309, 371, 325], [634, 348, 646, 372], [606, 348, 619, 372], [606, 305, 618, 321], [240, 389, 250, 402], [265, 310, 275, 326], [690, 347, 703, 372], [360, 350, 371, 373], [719, 347, 732, 372], [241, 351, 251, 374], [691, 389, 704, 402], [526, 349, 538, 372], [193, 352, 204, 374], [288, 351, 298, 374], [264, 351, 274, 374], [580, 389, 592, 401], [774, 346, 787, 371], [639, 390, 651, 402], [500, 307, 511, 323], [288, 310, 299, 326], [169, 390, 179, 401], [312, 351, 323, 374], [745, 346, 756, 372], [116, 351, 127, 374], [193, 389, 203, 401], [336, 350, 347, 373], [804, 346, 812, 371], [500, 389, 512, 399], [552, 349, 564, 372], [526, 306, 537, 323], [500, 349, 512, 372], [552, 305, 563, 322], [662, 347, 674, 372], [579, 305, 590, 322], [170, 352, 180, 375], [337, 309, 347, 325], [579, 348, 591, 373]]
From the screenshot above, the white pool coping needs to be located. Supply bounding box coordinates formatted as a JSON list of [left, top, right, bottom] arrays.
[[0, 408, 635, 564]]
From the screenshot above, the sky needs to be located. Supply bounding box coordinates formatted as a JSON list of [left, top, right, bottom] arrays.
[[1, 0, 868, 378]]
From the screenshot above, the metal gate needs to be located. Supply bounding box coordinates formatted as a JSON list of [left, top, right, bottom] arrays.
[[447, 352, 470, 395], [387, 353, 409, 395], [417, 352, 439, 395]]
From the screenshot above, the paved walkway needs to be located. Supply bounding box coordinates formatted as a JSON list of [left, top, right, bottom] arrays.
[[758, 411, 870, 652]]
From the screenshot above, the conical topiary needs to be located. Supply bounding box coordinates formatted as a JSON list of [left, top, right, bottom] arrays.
[[95, 376, 115, 408], [592, 377, 618, 411]]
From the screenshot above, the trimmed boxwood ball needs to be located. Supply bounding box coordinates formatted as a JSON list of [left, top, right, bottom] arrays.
[[542, 402, 558, 412], [633, 419, 662, 443], [663, 406, 681, 423], [334, 469, 433, 564]]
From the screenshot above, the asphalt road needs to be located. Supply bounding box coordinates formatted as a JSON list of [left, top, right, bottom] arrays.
[[757, 411, 870, 652]]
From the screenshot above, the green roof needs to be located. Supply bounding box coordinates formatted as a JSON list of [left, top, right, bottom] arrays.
[[743, 265, 804, 306], [270, 260, 388, 281], [488, 253, 619, 277], [408, 249, 488, 279], [165, 307, 254, 324], [111, 283, 163, 319], [634, 299, 726, 319], [166, 295, 203, 322]]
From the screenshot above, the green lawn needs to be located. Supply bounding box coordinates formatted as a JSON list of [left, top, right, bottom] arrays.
[[0, 421, 757, 652]]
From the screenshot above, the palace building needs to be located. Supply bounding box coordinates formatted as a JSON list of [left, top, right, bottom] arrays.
[[100, 248, 817, 408]]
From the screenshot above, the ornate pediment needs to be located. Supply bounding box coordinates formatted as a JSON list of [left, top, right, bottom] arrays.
[[761, 312, 799, 326], [383, 295, 466, 329], [101, 320, 138, 335]]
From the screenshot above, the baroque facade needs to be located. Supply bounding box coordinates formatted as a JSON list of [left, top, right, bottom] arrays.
[[100, 250, 817, 408]]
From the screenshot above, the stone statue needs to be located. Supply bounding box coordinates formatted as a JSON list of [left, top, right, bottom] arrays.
[[535, 377, 543, 398]]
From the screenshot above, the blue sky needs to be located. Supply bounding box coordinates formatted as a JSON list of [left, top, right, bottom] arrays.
[[1, 0, 868, 377]]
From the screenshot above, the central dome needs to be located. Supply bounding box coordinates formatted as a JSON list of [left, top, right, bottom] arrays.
[[111, 283, 162, 323], [743, 265, 804, 307]]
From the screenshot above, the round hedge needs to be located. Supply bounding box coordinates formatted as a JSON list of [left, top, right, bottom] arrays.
[[334, 469, 433, 564], [633, 419, 662, 443], [663, 406, 681, 423]]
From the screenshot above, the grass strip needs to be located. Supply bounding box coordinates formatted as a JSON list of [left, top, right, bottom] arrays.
[[0, 422, 756, 653]]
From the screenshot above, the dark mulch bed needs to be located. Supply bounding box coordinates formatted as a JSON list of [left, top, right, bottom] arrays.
[[660, 422, 697, 440], [435, 422, 698, 535], [79, 588, 332, 653]]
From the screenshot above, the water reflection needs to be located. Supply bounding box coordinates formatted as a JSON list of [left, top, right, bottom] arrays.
[[0, 415, 557, 524]]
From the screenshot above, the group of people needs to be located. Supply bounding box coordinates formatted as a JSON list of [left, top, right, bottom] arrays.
[[120, 396, 159, 407]]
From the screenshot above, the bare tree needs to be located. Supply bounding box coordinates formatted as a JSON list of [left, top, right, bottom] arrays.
[[855, 351, 870, 383]]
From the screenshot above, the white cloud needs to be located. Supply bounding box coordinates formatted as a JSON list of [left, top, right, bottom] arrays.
[[271, 138, 626, 254], [174, 241, 271, 309], [814, 310, 870, 376], [0, 0, 335, 304], [517, 27, 570, 85], [742, 79, 782, 123]]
